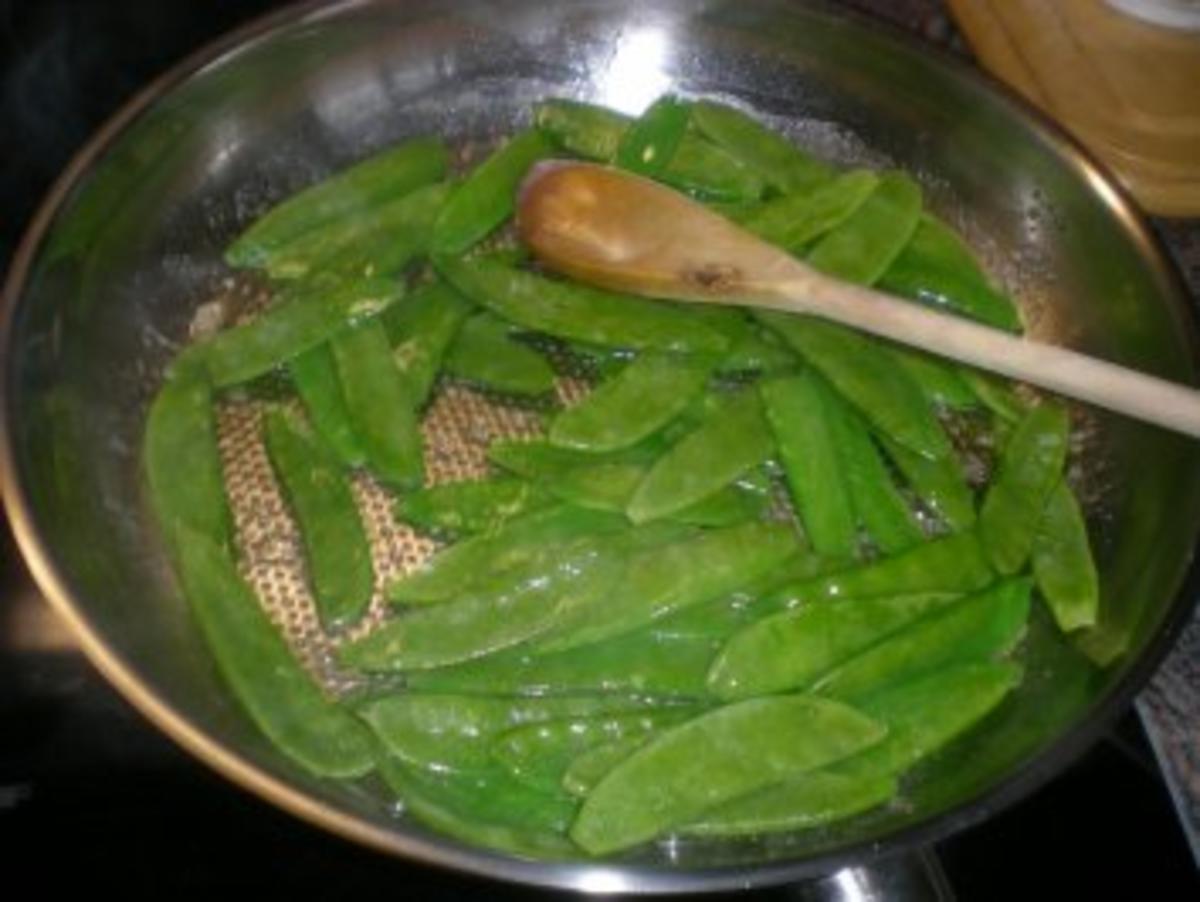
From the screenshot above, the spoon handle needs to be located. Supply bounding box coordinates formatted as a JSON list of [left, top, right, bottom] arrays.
[[755, 273, 1200, 438]]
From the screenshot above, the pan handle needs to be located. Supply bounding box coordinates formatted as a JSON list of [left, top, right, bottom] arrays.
[[785, 847, 955, 901]]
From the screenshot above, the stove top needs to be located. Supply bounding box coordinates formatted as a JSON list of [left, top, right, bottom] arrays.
[[1, 0, 1197, 896]]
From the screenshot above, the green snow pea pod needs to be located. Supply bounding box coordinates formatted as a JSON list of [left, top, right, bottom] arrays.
[[765, 530, 994, 611], [187, 277, 401, 388], [690, 99, 834, 194], [665, 480, 771, 528], [825, 395, 925, 554], [381, 279, 473, 408], [1032, 480, 1099, 632], [173, 526, 375, 778], [492, 708, 700, 794], [681, 770, 896, 838], [488, 438, 653, 513], [807, 171, 923, 285], [707, 592, 961, 700], [838, 659, 1023, 778], [979, 402, 1070, 575], [741, 169, 880, 251], [226, 136, 449, 269], [287, 344, 366, 468], [878, 216, 1023, 333], [395, 476, 553, 537], [960, 368, 1027, 423], [533, 521, 801, 653], [378, 759, 577, 858], [357, 692, 662, 774], [143, 365, 231, 551], [532, 98, 764, 201], [264, 181, 451, 282], [760, 372, 858, 559], [813, 578, 1031, 701], [549, 351, 715, 452], [432, 129, 556, 255], [387, 504, 628, 604], [436, 256, 730, 354], [570, 694, 885, 854], [262, 408, 373, 630], [759, 311, 951, 462], [689, 660, 1022, 838], [718, 328, 799, 375], [888, 346, 978, 411], [615, 95, 691, 177], [331, 317, 424, 489], [341, 535, 624, 671], [562, 737, 649, 798], [627, 390, 775, 523], [880, 433, 977, 532], [444, 312, 557, 396], [405, 628, 721, 698]]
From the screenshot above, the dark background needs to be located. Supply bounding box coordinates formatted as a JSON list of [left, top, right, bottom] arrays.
[[1, 0, 1197, 896]]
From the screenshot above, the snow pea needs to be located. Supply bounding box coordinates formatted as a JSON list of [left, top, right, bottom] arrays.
[[760, 372, 858, 559], [225, 136, 449, 269], [665, 480, 770, 528], [357, 692, 661, 774], [287, 344, 366, 468], [444, 312, 557, 396], [718, 327, 799, 375], [739, 169, 879, 251], [878, 216, 1022, 333], [533, 98, 765, 201], [549, 351, 715, 452], [979, 402, 1070, 575], [378, 759, 577, 858], [562, 737, 649, 798], [682, 770, 896, 838], [436, 255, 731, 354], [174, 526, 375, 778], [889, 346, 978, 411], [492, 708, 699, 794], [264, 181, 450, 282], [838, 659, 1022, 778], [1032, 480, 1099, 632], [143, 365, 231, 551], [759, 311, 951, 462], [626, 389, 775, 523], [488, 438, 653, 513], [404, 628, 722, 698], [688, 660, 1021, 837], [826, 396, 925, 554], [812, 578, 1031, 701], [395, 476, 552, 537], [341, 535, 623, 671], [331, 317, 423, 489], [707, 592, 960, 700], [960, 368, 1027, 423], [188, 277, 401, 388], [432, 129, 556, 255], [381, 279, 472, 408], [532, 521, 801, 653], [880, 433, 977, 532], [806, 171, 923, 285], [615, 95, 691, 177], [387, 504, 628, 604], [569, 694, 885, 854], [262, 408, 373, 630], [690, 99, 834, 194], [765, 530, 995, 610]]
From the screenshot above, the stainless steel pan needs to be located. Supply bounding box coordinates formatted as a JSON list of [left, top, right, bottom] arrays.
[[4, 0, 1199, 892]]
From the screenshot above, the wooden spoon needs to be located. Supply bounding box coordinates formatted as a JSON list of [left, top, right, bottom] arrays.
[[517, 161, 1200, 438]]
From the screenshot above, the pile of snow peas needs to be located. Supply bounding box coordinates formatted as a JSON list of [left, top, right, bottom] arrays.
[[143, 96, 1101, 857]]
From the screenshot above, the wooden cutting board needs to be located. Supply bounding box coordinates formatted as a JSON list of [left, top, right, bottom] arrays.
[[947, 0, 1200, 217]]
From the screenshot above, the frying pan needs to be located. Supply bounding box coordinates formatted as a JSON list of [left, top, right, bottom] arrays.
[[3, 0, 1199, 893]]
